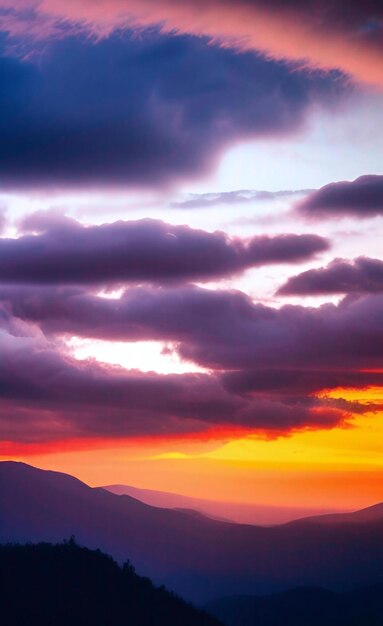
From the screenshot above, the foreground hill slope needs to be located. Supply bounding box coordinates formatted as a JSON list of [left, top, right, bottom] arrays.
[[0, 542, 221, 626], [206, 586, 383, 626], [1, 462, 382, 604]]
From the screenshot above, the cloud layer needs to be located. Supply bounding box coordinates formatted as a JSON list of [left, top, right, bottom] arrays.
[[0, 3, 381, 450], [2, 285, 382, 371], [0, 216, 328, 285], [1, 262, 381, 442], [0, 324, 352, 443], [0, 31, 343, 190], [1, 0, 382, 85], [1, 284, 382, 393]]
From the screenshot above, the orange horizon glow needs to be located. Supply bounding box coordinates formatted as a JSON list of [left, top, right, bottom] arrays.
[[2, 386, 382, 513]]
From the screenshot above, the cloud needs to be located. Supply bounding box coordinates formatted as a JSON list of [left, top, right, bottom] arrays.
[[278, 257, 383, 296], [0, 326, 350, 443], [0, 216, 329, 284], [0, 210, 6, 234], [1, 281, 381, 443], [297, 175, 383, 219], [0, 1, 382, 85], [0, 30, 343, 190], [170, 188, 313, 210], [222, 368, 383, 396], [2, 284, 383, 382], [171, 290, 383, 373]]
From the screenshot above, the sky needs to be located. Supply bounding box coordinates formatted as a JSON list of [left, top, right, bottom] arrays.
[[0, 0, 382, 517]]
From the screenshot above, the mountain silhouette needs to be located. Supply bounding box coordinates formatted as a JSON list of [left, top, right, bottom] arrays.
[[0, 541, 221, 626], [1, 461, 382, 604], [206, 585, 383, 626], [288, 502, 383, 525]]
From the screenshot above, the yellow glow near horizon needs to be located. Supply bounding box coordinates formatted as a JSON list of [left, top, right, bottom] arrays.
[[2, 386, 382, 511], [202, 412, 383, 467], [203, 387, 383, 467]]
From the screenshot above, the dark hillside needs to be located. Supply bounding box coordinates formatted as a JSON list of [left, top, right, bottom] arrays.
[[206, 586, 383, 626], [0, 541, 221, 626], [1, 462, 383, 603]]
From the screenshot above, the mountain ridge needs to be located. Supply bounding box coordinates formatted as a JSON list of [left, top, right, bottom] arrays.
[[206, 584, 383, 626], [103, 481, 348, 525], [1, 461, 382, 604]]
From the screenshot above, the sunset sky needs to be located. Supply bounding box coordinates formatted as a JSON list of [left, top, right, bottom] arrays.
[[0, 0, 382, 517]]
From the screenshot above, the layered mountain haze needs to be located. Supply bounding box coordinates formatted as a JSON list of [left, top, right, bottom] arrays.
[[287, 502, 383, 526], [103, 483, 346, 525], [1, 462, 382, 604]]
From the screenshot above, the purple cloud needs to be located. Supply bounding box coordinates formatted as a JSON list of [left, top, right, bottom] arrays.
[[1, 279, 381, 443], [2, 285, 383, 384], [278, 257, 383, 296], [222, 368, 383, 396], [0, 217, 329, 285], [0, 327, 350, 443], [297, 175, 383, 219], [0, 31, 345, 190]]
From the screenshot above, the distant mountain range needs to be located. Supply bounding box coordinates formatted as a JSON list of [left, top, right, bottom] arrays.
[[206, 585, 383, 626], [287, 502, 383, 525], [103, 483, 342, 525], [1, 461, 382, 604], [0, 542, 221, 626]]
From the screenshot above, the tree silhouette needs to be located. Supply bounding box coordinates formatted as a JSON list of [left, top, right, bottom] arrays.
[[0, 542, 221, 626]]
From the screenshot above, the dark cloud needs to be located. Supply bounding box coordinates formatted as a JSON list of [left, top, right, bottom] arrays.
[[0, 327, 350, 443], [172, 291, 383, 373], [278, 257, 383, 296], [170, 189, 313, 210], [2, 284, 383, 378], [297, 175, 383, 219], [1, 281, 381, 443], [0, 216, 329, 285], [222, 368, 383, 397], [0, 30, 346, 189]]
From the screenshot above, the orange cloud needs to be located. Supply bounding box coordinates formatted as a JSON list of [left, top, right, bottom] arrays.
[[0, 425, 253, 458], [3, 0, 382, 86]]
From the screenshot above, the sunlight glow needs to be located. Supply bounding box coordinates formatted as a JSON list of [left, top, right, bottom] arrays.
[[67, 337, 208, 374]]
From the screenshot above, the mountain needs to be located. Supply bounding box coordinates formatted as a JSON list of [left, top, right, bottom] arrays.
[[1, 461, 383, 604], [289, 502, 383, 526], [104, 484, 232, 522], [206, 586, 383, 626], [103, 483, 340, 525], [0, 541, 221, 626]]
